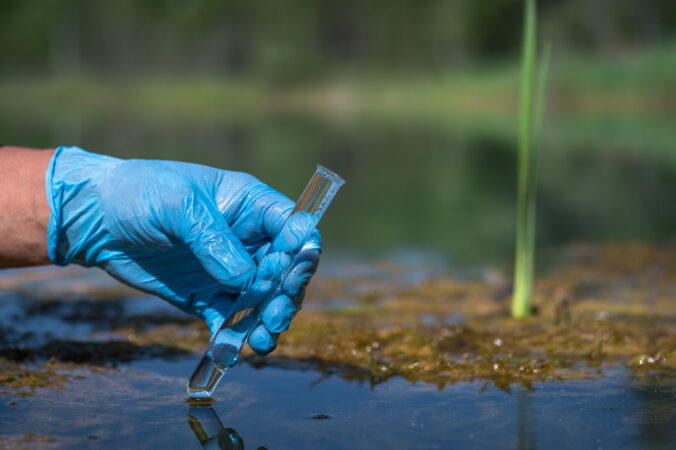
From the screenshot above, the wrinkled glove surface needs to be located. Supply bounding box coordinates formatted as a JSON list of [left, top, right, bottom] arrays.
[[46, 146, 321, 354]]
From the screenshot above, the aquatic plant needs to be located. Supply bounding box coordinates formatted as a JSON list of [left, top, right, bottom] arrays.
[[512, 0, 551, 318]]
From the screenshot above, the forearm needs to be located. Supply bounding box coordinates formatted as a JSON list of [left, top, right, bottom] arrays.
[[0, 146, 55, 268]]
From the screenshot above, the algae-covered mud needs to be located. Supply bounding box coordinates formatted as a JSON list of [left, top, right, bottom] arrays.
[[0, 245, 674, 448]]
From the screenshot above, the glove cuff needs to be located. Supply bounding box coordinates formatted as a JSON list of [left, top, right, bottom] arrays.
[[46, 146, 122, 266]]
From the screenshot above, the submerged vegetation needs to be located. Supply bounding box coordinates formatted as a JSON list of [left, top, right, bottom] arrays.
[[0, 244, 673, 395], [264, 244, 675, 389], [0, 359, 68, 396]]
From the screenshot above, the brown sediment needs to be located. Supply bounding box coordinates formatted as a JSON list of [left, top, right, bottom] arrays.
[[113, 243, 675, 391], [269, 244, 676, 387], [0, 358, 68, 396], [0, 243, 674, 393], [14, 432, 57, 442]]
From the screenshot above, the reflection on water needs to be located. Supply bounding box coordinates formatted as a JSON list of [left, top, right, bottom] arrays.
[[0, 356, 673, 448], [186, 391, 539, 450], [188, 407, 245, 450], [516, 387, 537, 450], [182, 379, 674, 450], [182, 380, 675, 450], [173, 367, 673, 450], [629, 372, 676, 449]]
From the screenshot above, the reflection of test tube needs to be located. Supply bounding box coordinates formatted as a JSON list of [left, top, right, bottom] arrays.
[[187, 165, 345, 399], [187, 406, 244, 449]]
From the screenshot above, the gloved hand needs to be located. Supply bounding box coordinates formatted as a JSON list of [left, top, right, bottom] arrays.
[[46, 146, 321, 354]]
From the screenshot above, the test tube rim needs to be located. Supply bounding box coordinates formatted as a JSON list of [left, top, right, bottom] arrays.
[[316, 165, 345, 186]]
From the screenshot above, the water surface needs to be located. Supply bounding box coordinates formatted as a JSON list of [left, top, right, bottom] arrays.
[[1, 358, 673, 449], [0, 264, 674, 449]]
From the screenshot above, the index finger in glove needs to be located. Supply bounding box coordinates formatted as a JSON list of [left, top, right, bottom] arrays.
[[270, 211, 318, 254], [281, 229, 321, 300], [248, 294, 297, 355], [248, 324, 279, 355]]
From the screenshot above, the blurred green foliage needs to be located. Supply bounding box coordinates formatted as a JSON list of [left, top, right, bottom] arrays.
[[2, 0, 676, 266], [1, 0, 676, 80]]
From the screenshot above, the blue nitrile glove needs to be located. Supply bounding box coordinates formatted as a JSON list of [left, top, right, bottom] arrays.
[[46, 146, 321, 354]]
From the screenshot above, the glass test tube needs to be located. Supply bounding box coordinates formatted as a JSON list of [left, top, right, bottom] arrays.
[[187, 165, 345, 399]]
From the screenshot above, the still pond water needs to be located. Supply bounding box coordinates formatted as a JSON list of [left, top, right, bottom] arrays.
[[0, 263, 673, 449]]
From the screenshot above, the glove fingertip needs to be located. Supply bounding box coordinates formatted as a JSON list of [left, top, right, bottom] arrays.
[[261, 295, 297, 333], [248, 325, 278, 355], [271, 212, 317, 254], [281, 261, 316, 297]]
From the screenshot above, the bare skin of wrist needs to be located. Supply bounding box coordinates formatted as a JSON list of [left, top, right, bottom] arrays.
[[0, 146, 55, 268]]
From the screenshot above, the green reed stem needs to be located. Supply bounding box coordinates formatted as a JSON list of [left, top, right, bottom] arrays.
[[512, 0, 550, 318]]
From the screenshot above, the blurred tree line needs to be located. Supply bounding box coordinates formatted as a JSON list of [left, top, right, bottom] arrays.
[[1, 0, 675, 79]]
